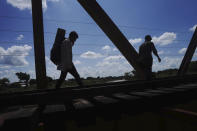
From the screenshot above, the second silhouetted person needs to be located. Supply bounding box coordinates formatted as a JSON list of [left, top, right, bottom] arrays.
[[139, 35, 161, 80]]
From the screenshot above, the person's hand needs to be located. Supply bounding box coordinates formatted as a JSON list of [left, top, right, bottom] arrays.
[[158, 57, 161, 62]]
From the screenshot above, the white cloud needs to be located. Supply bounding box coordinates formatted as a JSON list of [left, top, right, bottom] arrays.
[[0, 65, 11, 69], [104, 55, 124, 61], [96, 61, 120, 67], [93, 62, 131, 77], [93, 60, 132, 77], [45, 56, 60, 79], [44, 53, 131, 80], [152, 32, 177, 46], [0, 69, 18, 82], [16, 34, 24, 41], [7, 0, 32, 10], [48, 0, 59, 2], [44, 55, 184, 81], [189, 24, 197, 32], [0, 45, 32, 67], [0, 69, 35, 82], [129, 38, 142, 45], [113, 48, 118, 52], [194, 50, 197, 58], [81, 54, 131, 78], [102, 45, 111, 51], [153, 57, 182, 71], [46, 56, 56, 67], [27, 70, 36, 79], [80, 51, 103, 59], [45, 56, 50, 61], [178, 48, 187, 54], [158, 50, 164, 55], [6, 0, 58, 11], [73, 60, 81, 65]]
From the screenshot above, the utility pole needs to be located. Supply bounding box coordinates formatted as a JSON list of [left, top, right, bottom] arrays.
[[178, 27, 197, 76], [31, 0, 47, 88], [77, 0, 146, 79]]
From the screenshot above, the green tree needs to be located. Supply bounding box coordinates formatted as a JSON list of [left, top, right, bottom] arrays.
[[46, 76, 53, 83], [124, 72, 133, 80], [15, 72, 30, 87], [0, 77, 10, 89], [29, 79, 36, 85], [0, 77, 10, 84], [188, 61, 197, 74], [156, 69, 178, 78]]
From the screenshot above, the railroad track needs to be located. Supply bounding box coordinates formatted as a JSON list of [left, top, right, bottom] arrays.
[[0, 74, 197, 106], [0, 74, 197, 131]]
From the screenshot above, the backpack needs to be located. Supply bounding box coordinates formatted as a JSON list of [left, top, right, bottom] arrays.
[[50, 28, 66, 65]]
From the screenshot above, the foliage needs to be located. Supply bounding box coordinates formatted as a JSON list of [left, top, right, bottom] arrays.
[[124, 72, 133, 80], [188, 61, 197, 74], [2, 61, 197, 93], [156, 69, 178, 78], [0, 77, 10, 90], [0, 77, 10, 85], [15, 72, 30, 87], [9, 82, 21, 88], [29, 79, 37, 85], [46, 76, 53, 83]]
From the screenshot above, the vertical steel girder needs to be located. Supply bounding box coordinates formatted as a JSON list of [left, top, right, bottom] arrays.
[[178, 27, 197, 76], [31, 0, 47, 88], [77, 0, 145, 78]]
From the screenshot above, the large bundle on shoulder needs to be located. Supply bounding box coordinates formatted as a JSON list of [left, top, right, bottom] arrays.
[[50, 28, 66, 65]]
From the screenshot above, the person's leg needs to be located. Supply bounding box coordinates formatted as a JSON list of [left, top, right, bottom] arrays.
[[69, 65, 83, 87], [147, 66, 152, 80], [144, 66, 152, 80], [145, 60, 152, 80], [55, 71, 67, 89]]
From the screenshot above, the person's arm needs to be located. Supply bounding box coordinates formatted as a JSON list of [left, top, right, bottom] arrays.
[[151, 43, 161, 62]]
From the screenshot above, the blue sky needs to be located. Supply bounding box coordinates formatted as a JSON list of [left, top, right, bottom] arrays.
[[0, 0, 197, 82]]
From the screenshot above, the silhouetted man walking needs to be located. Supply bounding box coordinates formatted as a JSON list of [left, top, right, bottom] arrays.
[[139, 35, 161, 80], [56, 31, 83, 89]]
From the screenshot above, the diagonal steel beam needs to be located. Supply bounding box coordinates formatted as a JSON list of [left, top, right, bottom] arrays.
[[178, 27, 197, 76], [31, 0, 47, 88], [77, 0, 145, 78]]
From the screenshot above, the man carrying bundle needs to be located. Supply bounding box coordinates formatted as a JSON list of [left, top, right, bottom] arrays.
[[51, 29, 83, 89]]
